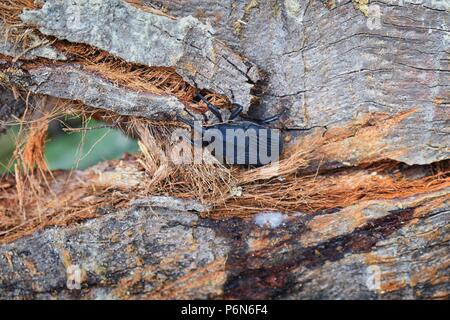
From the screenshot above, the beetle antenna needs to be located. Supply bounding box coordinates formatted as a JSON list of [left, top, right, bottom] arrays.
[[282, 125, 328, 134]]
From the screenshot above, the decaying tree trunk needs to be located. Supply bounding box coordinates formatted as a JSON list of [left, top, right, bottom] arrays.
[[0, 0, 448, 299], [0, 191, 448, 299]]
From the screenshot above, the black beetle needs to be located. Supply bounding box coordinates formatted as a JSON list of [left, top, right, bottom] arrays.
[[177, 93, 283, 167]]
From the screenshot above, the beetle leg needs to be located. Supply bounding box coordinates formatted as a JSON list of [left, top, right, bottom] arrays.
[[196, 93, 224, 122], [176, 113, 204, 134], [229, 103, 244, 120], [176, 113, 194, 128]]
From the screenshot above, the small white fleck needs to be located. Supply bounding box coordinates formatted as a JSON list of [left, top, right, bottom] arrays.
[[230, 186, 243, 197], [254, 212, 287, 228], [366, 265, 381, 291]]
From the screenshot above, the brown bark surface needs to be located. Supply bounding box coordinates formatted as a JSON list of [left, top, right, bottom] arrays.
[[0, 0, 448, 299]]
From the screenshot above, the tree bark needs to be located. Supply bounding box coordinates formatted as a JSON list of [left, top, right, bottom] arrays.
[[0, 0, 448, 299], [0, 191, 448, 299]]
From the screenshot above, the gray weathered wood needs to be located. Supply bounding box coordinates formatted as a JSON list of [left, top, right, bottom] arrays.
[[0, 190, 448, 299]]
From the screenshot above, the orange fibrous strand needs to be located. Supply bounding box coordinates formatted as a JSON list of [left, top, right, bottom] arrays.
[[1, 1, 229, 112], [0, 1, 448, 244], [1, 104, 449, 244]]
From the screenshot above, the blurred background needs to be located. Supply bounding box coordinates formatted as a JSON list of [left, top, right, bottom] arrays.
[[0, 117, 139, 173]]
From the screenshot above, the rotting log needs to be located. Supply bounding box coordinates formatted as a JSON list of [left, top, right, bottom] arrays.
[[1, 63, 185, 120], [146, 0, 449, 165], [0, 0, 447, 165], [0, 191, 448, 299], [19, 0, 261, 110], [0, 0, 449, 299], [0, 22, 67, 61]]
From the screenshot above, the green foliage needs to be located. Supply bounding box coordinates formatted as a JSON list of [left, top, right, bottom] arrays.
[[0, 119, 139, 173]]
